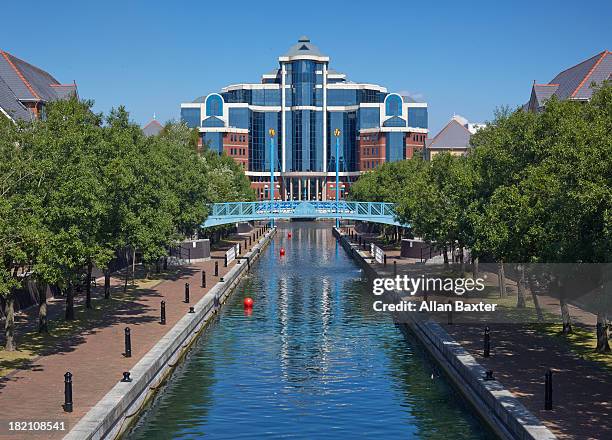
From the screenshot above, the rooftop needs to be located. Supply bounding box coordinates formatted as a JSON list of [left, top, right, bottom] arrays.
[[527, 50, 611, 109], [0, 50, 77, 121]]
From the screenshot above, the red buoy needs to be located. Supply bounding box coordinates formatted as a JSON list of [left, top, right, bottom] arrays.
[[288, 232, 292, 238], [243, 297, 254, 308], [280, 247, 286, 256]]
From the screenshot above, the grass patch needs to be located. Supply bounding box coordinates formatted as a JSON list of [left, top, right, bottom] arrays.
[[537, 322, 612, 372]]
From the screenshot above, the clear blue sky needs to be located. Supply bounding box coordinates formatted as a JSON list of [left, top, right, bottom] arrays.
[[2, 0, 610, 134]]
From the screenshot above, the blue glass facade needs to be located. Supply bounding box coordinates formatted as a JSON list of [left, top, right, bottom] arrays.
[[180, 37, 428, 200]]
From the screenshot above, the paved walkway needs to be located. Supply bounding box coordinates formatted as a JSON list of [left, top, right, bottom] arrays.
[[0, 230, 264, 440], [345, 227, 612, 440]]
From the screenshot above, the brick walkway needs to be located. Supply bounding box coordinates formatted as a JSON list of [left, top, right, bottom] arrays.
[[345, 227, 612, 440], [0, 231, 263, 440]]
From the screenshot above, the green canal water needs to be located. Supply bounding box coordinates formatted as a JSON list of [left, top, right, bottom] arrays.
[[127, 223, 495, 439]]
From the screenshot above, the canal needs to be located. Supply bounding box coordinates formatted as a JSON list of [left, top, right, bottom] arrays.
[[127, 223, 494, 439]]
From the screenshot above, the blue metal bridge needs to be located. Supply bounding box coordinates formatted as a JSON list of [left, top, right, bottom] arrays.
[[202, 201, 403, 227]]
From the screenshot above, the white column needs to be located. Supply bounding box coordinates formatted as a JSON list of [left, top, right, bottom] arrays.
[[281, 63, 286, 172], [315, 178, 319, 201], [307, 178, 311, 200], [290, 178, 293, 200], [322, 63, 327, 173], [298, 178, 302, 201]]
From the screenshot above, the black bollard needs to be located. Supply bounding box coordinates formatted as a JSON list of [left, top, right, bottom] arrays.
[[484, 370, 494, 381], [214, 261, 219, 277], [447, 301, 453, 325], [224, 255, 228, 267], [63, 372, 73, 412], [160, 300, 166, 325], [201, 270, 206, 288], [121, 371, 132, 382], [124, 327, 132, 357], [393, 260, 397, 276], [237, 258, 241, 265], [189, 306, 195, 313], [247, 256, 251, 271], [384, 254, 387, 266], [184, 283, 190, 303], [484, 326, 490, 357], [544, 369, 553, 410]]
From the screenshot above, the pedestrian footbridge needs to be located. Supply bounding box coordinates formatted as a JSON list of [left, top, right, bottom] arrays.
[[202, 201, 403, 227]]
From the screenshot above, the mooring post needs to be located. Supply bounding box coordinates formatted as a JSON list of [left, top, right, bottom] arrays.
[[124, 327, 132, 357], [201, 270, 206, 288], [160, 300, 166, 325], [545, 369, 553, 410], [484, 326, 490, 357], [214, 261, 219, 277], [63, 372, 73, 412], [184, 283, 190, 303]]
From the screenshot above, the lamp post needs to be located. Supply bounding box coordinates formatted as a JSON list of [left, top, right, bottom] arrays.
[[333, 128, 341, 228], [269, 128, 275, 227]]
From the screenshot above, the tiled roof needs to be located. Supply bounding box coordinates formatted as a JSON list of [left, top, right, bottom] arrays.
[[532, 84, 559, 107], [142, 119, 163, 136], [427, 119, 472, 150], [0, 50, 77, 121], [0, 76, 32, 121], [527, 50, 611, 108]]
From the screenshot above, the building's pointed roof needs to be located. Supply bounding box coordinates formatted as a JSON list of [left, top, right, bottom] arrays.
[[550, 50, 610, 100], [426, 117, 472, 149], [142, 119, 163, 136], [280, 37, 328, 61], [0, 50, 77, 103], [525, 50, 611, 110]]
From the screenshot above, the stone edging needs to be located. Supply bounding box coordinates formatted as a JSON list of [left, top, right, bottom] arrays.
[[64, 228, 277, 440], [332, 227, 556, 440]]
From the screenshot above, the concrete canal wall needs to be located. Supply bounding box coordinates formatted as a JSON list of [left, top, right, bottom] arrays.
[[65, 227, 277, 440], [332, 227, 556, 440]]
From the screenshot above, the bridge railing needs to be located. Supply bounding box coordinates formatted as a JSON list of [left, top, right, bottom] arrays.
[[211, 201, 396, 217]]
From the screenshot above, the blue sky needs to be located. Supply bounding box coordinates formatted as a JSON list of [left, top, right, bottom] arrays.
[[2, 0, 610, 134]]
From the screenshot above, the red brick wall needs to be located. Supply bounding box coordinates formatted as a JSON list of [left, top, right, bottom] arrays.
[[222, 132, 249, 171], [405, 131, 426, 159], [358, 132, 386, 171]]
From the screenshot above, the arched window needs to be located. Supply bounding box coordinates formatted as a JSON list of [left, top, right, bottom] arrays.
[[385, 94, 403, 117], [206, 94, 224, 117]]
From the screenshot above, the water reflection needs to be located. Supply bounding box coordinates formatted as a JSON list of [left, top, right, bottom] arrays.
[[128, 222, 495, 440]]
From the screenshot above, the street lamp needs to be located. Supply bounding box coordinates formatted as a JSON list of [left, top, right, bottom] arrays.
[[333, 128, 341, 228], [269, 128, 275, 227]]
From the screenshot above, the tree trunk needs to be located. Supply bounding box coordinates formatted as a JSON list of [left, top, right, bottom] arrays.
[[104, 269, 111, 299], [4, 294, 16, 351], [498, 262, 506, 298], [559, 297, 572, 334], [38, 283, 48, 333], [595, 311, 610, 353], [443, 246, 449, 267], [516, 264, 526, 308], [85, 260, 93, 309], [65, 282, 75, 321], [123, 248, 130, 293], [527, 273, 544, 322], [472, 256, 479, 279], [131, 248, 136, 285], [459, 247, 465, 276]]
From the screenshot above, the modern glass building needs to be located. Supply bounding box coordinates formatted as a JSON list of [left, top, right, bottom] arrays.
[[181, 37, 428, 200]]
